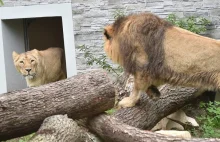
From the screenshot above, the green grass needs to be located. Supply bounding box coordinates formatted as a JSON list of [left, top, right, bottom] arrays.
[[105, 108, 116, 115], [3, 133, 34, 142]]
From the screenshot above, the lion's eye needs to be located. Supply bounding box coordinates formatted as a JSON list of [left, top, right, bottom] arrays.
[[31, 60, 34, 62], [19, 61, 24, 64]]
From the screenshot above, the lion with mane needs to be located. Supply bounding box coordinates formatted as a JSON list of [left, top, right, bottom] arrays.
[[13, 47, 66, 87], [104, 12, 220, 108]]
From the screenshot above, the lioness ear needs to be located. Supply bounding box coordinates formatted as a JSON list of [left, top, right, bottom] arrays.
[[31, 49, 39, 54], [104, 25, 114, 40], [12, 51, 19, 61]]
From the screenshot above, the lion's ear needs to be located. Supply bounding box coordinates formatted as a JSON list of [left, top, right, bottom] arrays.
[[12, 51, 19, 61], [104, 25, 114, 40]]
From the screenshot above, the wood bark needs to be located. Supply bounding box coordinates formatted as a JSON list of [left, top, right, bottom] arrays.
[[0, 70, 115, 141], [89, 114, 220, 142], [29, 115, 101, 142]]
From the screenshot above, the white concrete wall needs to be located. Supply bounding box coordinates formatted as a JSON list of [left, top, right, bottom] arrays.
[[0, 3, 76, 93], [2, 19, 27, 91], [0, 20, 7, 94]]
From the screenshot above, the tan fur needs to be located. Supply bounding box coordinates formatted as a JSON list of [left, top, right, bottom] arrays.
[[12, 47, 66, 87], [164, 27, 220, 89], [103, 12, 220, 108], [165, 27, 220, 75]]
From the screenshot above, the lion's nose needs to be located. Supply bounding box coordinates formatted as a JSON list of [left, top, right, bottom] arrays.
[[25, 69, 31, 72]]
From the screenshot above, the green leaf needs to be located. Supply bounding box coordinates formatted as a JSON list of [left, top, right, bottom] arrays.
[[166, 14, 210, 34], [0, 0, 3, 6]]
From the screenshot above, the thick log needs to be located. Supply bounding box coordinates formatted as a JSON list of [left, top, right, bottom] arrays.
[[89, 114, 220, 142], [114, 83, 199, 129], [87, 75, 217, 141], [29, 115, 102, 142], [0, 70, 115, 141]]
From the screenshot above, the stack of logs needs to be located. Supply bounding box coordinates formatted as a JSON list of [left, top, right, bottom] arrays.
[[0, 70, 219, 142]]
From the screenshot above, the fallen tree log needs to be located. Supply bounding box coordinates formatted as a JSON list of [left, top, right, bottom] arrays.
[[89, 114, 220, 142], [29, 115, 101, 142], [114, 84, 198, 129], [0, 70, 115, 141], [2, 72, 218, 141]]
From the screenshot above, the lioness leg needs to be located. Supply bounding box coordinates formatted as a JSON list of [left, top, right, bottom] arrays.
[[58, 71, 67, 80], [118, 73, 153, 108]]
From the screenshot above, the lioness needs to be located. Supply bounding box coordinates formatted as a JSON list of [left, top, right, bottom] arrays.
[[104, 12, 220, 108], [12, 47, 66, 87]]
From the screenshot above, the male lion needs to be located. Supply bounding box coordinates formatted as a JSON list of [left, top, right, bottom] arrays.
[[12, 47, 66, 87], [104, 12, 220, 108]]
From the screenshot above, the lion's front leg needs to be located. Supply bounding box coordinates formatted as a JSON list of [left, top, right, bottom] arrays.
[[118, 85, 143, 108], [118, 73, 151, 108]]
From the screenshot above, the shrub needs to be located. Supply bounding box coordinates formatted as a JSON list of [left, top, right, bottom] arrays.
[[76, 45, 123, 76], [166, 14, 211, 34], [197, 101, 220, 138]]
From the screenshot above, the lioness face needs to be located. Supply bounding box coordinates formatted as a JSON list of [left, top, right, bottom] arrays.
[[12, 51, 38, 79]]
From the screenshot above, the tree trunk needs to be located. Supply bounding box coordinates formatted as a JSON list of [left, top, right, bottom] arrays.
[[89, 114, 220, 142], [114, 83, 199, 129], [29, 115, 102, 142], [0, 70, 115, 141]]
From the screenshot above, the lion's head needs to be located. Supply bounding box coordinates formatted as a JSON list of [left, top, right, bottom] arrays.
[[103, 25, 123, 65], [12, 49, 40, 80], [103, 13, 172, 75]]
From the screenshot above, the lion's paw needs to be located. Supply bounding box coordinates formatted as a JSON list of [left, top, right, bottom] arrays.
[[118, 97, 138, 108]]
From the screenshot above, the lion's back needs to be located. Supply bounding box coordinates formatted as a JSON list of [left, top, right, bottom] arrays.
[[40, 47, 66, 81]]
